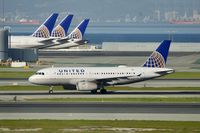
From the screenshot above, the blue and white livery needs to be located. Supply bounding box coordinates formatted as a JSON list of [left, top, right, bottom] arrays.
[[11, 13, 59, 49], [68, 19, 90, 40], [51, 14, 73, 38], [29, 40, 174, 94], [46, 19, 90, 49], [32, 13, 58, 38], [143, 40, 171, 68]]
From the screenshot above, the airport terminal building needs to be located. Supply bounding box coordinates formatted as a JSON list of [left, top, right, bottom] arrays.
[[0, 29, 38, 62]]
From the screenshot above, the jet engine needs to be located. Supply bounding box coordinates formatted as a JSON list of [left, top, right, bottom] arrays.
[[63, 84, 76, 90], [76, 81, 98, 91]]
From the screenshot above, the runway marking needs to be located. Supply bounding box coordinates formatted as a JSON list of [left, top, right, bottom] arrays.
[[59, 127, 172, 132], [0, 128, 42, 132], [1, 113, 200, 121]]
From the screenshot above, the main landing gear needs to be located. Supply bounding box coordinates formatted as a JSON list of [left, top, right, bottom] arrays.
[[49, 86, 54, 94], [90, 88, 107, 94], [91, 89, 97, 94], [100, 88, 107, 94]]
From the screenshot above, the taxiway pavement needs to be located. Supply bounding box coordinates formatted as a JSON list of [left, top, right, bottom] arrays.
[[0, 102, 199, 113], [0, 102, 200, 121]]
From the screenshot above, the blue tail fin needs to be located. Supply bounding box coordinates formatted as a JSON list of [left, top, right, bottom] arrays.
[[68, 19, 89, 40], [143, 40, 171, 68], [32, 13, 58, 38], [51, 14, 73, 38]]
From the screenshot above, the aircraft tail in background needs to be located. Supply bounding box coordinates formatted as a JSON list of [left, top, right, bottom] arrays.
[[32, 13, 58, 38], [51, 14, 73, 38], [67, 19, 90, 40]]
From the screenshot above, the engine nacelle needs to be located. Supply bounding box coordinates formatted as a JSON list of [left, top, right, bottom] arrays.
[[76, 82, 98, 91], [63, 85, 76, 90]]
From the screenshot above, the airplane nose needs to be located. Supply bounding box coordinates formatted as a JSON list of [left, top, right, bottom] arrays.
[[28, 75, 35, 83], [28, 76, 32, 82], [28, 75, 44, 85]]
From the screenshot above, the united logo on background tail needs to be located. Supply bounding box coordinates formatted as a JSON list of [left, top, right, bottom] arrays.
[[143, 40, 171, 68], [51, 14, 73, 38], [68, 19, 90, 40], [32, 13, 58, 38]]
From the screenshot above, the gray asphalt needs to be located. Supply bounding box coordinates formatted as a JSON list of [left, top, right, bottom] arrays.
[[39, 51, 199, 57], [1, 113, 200, 121], [0, 102, 200, 114], [1, 78, 200, 87]]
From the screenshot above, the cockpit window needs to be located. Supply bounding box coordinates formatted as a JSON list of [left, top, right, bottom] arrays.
[[36, 72, 45, 75]]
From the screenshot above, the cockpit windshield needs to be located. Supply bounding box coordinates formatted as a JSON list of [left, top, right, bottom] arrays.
[[35, 72, 45, 75]]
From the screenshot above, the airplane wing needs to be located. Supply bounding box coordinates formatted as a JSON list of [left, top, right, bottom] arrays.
[[56, 37, 71, 43], [32, 38, 57, 49], [98, 75, 141, 81], [38, 38, 55, 43], [75, 39, 89, 45], [55, 38, 88, 45], [81, 74, 142, 84]]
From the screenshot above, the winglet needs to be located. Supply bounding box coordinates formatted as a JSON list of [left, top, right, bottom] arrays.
[[143, 40, 171, 68], [32, 13, 58, 38], [51, 14, 73, 37]]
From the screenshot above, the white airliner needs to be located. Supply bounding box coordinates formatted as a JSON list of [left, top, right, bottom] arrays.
[[11, 15, 89, 49], [43, 19, 90, 49], [29, 40, 174, 94], [11, 13, 59, 49]]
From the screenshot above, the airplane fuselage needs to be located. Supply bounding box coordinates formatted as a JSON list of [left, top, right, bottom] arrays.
[[10, 36, 82, 49], [29, 66, 174, 88], [10, 36, 47, 48], [28, 40, 173, 93]]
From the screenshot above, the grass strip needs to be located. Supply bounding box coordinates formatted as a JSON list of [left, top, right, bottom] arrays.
[[0, 71, 35, 78], [0, 120, 200, 133], [0, 86, 200, 91], [26, 97, 200, 103], [161, 72, 200, 79], [0, 86, 63, 91]]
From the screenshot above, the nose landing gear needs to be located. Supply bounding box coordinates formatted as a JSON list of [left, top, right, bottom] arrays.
[[90, 88, 107, 94], [49, 86, 54, 94]]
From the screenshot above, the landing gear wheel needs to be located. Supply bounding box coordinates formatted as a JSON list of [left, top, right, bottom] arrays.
[[49, 90, 53, 94], [49, 86, 54, 94], [100, 89, 107, 94], [91, 90, 97, 94]]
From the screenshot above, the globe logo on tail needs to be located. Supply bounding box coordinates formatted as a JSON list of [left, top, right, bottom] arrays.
[[70, 29, 82, 40], [32, 25, 50, 38], [51, 25, 65, 38], [143, 51, 165, 68]]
